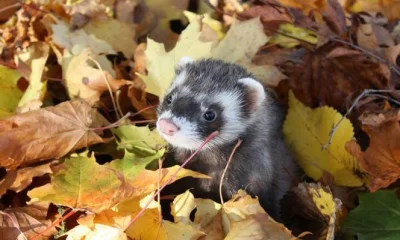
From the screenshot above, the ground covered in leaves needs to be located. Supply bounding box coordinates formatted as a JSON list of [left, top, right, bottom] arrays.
[[0, 0, 400, 239]]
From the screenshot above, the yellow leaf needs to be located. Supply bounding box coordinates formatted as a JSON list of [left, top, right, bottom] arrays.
[[269, 23, 318, 48], [141, 17, 281, 96], [212, 18, 268, 63], [222, 190, 296, 239], [84, 18, 136, 58], [308, 183, 341, 240], [283, 91, 364, 186], [15, 42, 49, 112], [0, 65, 22, 118], [140, 17, 216, 97], [118, 198, 205, 240], [171, 190, 197, 224], [184, 11, 225, 39], [62, 48, 130, 104]]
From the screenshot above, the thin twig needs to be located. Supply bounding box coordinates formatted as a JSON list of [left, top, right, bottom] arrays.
[[331, 38, 400, 76], [88, 56, 121, 119], [90, 112, 132, 131], [124, 131, 219, 231], [130, 105, 158, 118], [30, 209, 76, 240], [322, 89, 400, 149], [219, 139, 242, 205]]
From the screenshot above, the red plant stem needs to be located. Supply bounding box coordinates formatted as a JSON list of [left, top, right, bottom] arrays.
[[30, 209, 76, 240], [91, 112, 132, 131], [131, 105, 159, 118], [124, 131, 219, 231], [132, 119, 156, 124], [219, 139, 242, 205]]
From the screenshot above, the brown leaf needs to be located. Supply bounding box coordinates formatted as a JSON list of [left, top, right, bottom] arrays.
[[276, 46, 392, 114], [237, 3, 292, 34], [281, 183, 342, 239], [0, 161, 55, 197], [346, 109, 400, 191], [0, 0, 19, 22], [316, 0, 347, 46], [0, 100, 109, 170], [0, 203, 56, 240]]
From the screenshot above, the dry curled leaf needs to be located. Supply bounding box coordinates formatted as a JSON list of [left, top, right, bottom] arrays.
[[0, 203, 56, 240], [0, 100, 109, 170], [346, 109, 400, 191], [281, 183, 342, 239], [0, 162, 54, 197]]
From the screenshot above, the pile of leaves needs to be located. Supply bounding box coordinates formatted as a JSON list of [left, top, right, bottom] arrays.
[[0, 0, 399, 239]]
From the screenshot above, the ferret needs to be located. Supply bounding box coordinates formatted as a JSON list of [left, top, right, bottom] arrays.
[[156, 57, 298, 219]]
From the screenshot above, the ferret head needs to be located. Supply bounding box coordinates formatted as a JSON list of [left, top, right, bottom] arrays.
[[156, 57, 267, 150]]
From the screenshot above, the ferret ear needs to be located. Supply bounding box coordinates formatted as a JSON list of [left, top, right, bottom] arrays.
[[238, 77, 266, 111], [177, 56, 194, 67]]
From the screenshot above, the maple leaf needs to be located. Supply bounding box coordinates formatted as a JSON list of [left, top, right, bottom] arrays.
[[0, 203, 57, 240], [0, 65, 23, 118], [170, 190, 224, 239], [139, 16, 216, 97], [15, 42, 49, 112], [342, 190, 400, 239], [222, 190, 296, 239], [0, 100, 109, 170], [283, 91, 365, 186], [141, 16, 284, 96], [28, 147, 208, 213], [346, 109, 400, 191]]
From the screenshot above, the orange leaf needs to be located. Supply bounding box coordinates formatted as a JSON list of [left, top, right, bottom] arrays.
[[346, 109, 400, 191]]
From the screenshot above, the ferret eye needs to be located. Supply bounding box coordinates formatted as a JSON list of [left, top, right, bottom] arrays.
[[204, 110, 217, 122], [166, 95, 173, 104]]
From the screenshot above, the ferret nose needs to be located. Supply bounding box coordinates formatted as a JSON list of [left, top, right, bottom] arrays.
[[158, 119, 180, 136]]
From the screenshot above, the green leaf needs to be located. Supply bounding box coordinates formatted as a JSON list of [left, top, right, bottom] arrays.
[[111, 125, 167, 156], [28, 153, 124, 213], [0, 65, 23, 118], [343, 190, 400, 240]]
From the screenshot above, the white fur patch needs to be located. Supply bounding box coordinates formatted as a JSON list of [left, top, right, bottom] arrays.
[[178, 56, 194, 67], [238, 77, 266, 108], [170, 71, 187, 90], [157, 110, 202, 150], [214, 90, 247, 144]]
